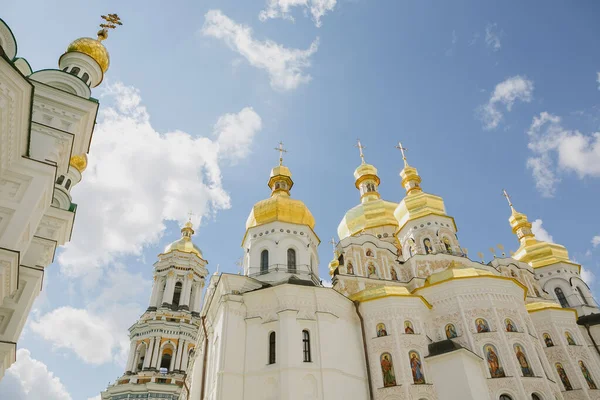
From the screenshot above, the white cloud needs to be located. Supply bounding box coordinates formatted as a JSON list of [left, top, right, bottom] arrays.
[[0, 349, 72, 400], [259, 0, 336, 27], [485, 23, 502, 51], [582, 266, 596, 285], [531, 219, 554, 243], [30, 267, 151, 366], [202, 9, 319, 91], [592, 236, 600, 247], [321, 279, 332, 287], [58, 82, 261, 277], [527, 112, 600, 197], [479, 76, 534, 129], [88, 397, 101, 400]]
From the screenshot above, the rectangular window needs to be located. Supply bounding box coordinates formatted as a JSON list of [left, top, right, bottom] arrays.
[[302, 330, 311, 362]]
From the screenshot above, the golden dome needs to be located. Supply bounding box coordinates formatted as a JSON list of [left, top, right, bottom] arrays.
[[163, 221, 203, 258], [69, 154, 88, 173], [354, 163, 380, 187], [338, 199, 398, 240], [245, 164, 315, 231], [66, 37, 110, 72]]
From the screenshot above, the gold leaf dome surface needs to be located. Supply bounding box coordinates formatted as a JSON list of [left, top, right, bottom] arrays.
[[246, 193, 315, 230], [337, 199, 398, 240], [163, 222, 203, 258], [69, 154, 88, 173], [66, 37, 110, 72]]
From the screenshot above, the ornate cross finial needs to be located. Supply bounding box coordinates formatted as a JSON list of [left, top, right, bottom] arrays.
[[502, 189, 515, 211], [274, 141, 287, 166], [329, 237, 337, 254], [187, 210, 194, 222], [98, 13, 123, 41], [355, 139, 366, 164], [395, 141, 409, 167]]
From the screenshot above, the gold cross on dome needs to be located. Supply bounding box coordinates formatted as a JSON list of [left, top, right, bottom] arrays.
[[274, 141, 287, 166], [187, 210, 194, 221], [100, 13, 123, 30], [355, 139, 366, 164], [394, 141, 409, 167], [502, 189, 515, 211], [329, 237, 336, 253]]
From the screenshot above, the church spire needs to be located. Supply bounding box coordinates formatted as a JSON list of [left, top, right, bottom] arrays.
[[353, 139, 382, 203], [395, 142, 422, 195], [268, 141, 293, 197]]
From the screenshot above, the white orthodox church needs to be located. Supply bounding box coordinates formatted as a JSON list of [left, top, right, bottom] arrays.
[[100, 141, 600, 400], [1, 13, 600, 400]]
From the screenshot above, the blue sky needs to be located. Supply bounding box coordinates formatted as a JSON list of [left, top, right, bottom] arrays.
[[1, 1, 600, 399]]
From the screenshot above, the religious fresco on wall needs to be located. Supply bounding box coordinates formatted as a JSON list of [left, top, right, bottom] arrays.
[[346, 262, 354, 275], [543, 333, 554, 347], [555, 363, 573, 391], [476, 318, 490, 333], [484, 344, 505, 378], [390, 267, 398, 281], [366, 249, 373, 257], [376, 323, 387, 337], [423, 238, 433, 254], [505, 318, 517, 332], [380, 353, 396, 387], [579, 361, 597, 390], [404, 321, 415, 334], [565, 331, 577, 346], [514, 344, 533, 377], [443, 237, 452, 253], [409, 351, 425, 384], [445, 323, 457, 339], [367, 263, 376, 278]]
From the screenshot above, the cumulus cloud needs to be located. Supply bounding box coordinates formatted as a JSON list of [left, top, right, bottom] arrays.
[[30, 267, 151, 365], [479, 76, 534, 129], [531, 219, 554, 243], [593, 236, 600, 247], [485, 23, 502, 51], [527, 112, 600, 197], [0, 349, 72, 400], [258, 0, 337, 27], [58, 82, 261, 277], [582, 266, 596, 285], [202, 9, 319, 91]]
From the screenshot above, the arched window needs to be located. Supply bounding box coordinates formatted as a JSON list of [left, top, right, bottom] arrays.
[[81, 72, 89, 85], [302, 330, 311, 362], [555, 287, 569, 308], [268, 332, 276, 364], [160, 349, 172, 370], [65, 179, 72, 190], [172, 282, 182, 307], [576, 286, 589, 306], [531, 394, 542, 400], [135, 344, 146, 372], [62, 66, 68, 71], [70, 66, 80, 76], [287, 248, 296, 272], [261, 250, 269, 273], [56, 175, 65, 185], [499, 395, 512, 400]]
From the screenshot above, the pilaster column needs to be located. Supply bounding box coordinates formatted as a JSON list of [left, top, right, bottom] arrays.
[[181, 276, 192, 308], [125, 341, 136, 372], [193, 282, 203, 312], [169, 347, 176, 371], [151, 337, 161, 369], [175, 339, 185, 371], [143, 338, 155, 369], [181, 344, 190, 371], [162, 273, 176, 305], [148, 276, 161, 308]]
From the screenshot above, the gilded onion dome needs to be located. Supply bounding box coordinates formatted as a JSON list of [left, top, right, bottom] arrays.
[[504, 192, 574, 269], [163, 221, 203, 259], [65, 32, 110, 73], [69, 154, 88, 173], [393, 150, 455, 233], [337, 142, 398, 240], [245, 163, 316, 231]]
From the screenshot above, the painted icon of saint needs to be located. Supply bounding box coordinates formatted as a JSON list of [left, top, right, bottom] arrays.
[[565, 332, 576, 346], [580, 361, 597, 390], [505, 319, 517, 332], [445, 324, 458, 339], [556, 363, 573, 391], [404, 321, 415, 334], [514, 345, 533, 377], [543, 333, 554, 347], [347, 263, 354, 275], [380, 353, 396, 387], [484, 344, 505, 378], [423, 238, 433, 254], [376, 323, 387, 337], [476, 318, 490, 333], [390, 268, 398, 281], [443, 237, 452, 253], [409, 351, 425, 384]]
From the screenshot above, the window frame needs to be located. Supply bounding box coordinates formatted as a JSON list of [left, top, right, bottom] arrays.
[[302, 330, 311, 362], [268, 331, 276, 364]]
